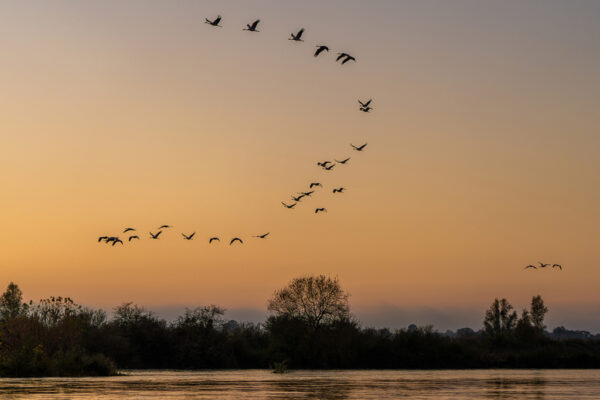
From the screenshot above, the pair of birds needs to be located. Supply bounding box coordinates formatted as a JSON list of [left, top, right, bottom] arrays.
[[314, 45, 356, 64], [98, 236, 123, 246], [524, 262, 563, 270], [359, 99, 373, 112], [318, 157, 350, 171]]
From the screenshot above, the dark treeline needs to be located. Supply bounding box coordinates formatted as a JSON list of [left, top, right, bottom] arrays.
[[1, 276, 600, 377]]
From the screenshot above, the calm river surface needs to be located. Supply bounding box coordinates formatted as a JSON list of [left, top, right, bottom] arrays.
[[1, 370, 599, 399]]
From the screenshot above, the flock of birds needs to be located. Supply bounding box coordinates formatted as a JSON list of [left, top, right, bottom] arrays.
[[524, 262, 563, 271], [98, 13, 373, 248], [98, 226, 269, 246]]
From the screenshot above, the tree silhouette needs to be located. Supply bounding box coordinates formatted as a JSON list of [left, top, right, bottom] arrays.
[[530, 295, 548, 332], [268, 275, 350, 331], [483, 298, 517, 340], [0, 282, 27, 321]]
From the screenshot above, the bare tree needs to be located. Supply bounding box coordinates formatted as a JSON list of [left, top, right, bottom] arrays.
[[268, 275, 350, 330]]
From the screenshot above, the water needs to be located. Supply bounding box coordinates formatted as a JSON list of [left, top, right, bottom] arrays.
[[1, 370, 599, 399]]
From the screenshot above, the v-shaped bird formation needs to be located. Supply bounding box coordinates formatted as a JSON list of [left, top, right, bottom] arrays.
[[97, 11, 374, 250]]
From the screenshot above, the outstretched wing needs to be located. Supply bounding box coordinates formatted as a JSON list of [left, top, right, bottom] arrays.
[[296, 28, 304, 39], [251, 19, 259, 29]]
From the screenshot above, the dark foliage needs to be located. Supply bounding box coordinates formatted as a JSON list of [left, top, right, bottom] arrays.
[[2, 282, 600, 376]]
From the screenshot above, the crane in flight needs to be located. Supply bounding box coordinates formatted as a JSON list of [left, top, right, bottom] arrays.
[[243, 19, 260, 32], [149, 231, 162, 239], [336, 53, 356, 64], [538, 262, 550, 268], [333, 187, 346, 194], [351, 143, 368, 151], [309, 182, 322, 188], [158, 225, 171, 229], [524, 264, 537, 270], [552, 264, 563, 270], [205, 15, 222, 27], [314, 45, 329, 57], [281, 201, 297, 209], [209, 237, 220, 244], [123, 227, 136, 233], [315, 208, 327, 214], [182, 232, 196, 240], [289, 28, 304, 41], [254, 232, 270, 239], [335, 157, 351, 164], [230, 237, 244, 245]]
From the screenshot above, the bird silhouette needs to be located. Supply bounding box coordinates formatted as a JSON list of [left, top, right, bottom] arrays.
[[254, 232, 270, 239], [341, 55, 356, 64], [552, 264, 563, 270], [314, 45, 329, 57], [351, 143, 368, 151], [324, 164, 335, 170], [205, 15, 222, 27], [149, 231, 162, 239], [209, 237, 220, 244], [317, 161, 332, 168], [291, 194, 305, 202], [112, 238, 124, 246], [333, 187, 346, 193], [358, 99, 372, 108], [360, 106, 372, 112], [299, 190, 315, 197], [98, 236, 108, 242], [182, 232, 196, 240], [315, 208, 327, 214], [335, 157, 351, 164], [309, 182, 322, 188], [158, 225, 171, 229], [538, 262, 550, 268], [243, 19, 260, 32], [128, 235, 140, 241], [336, 53, 356, 64], [123, 228, 136, 233], [281, 201, 297, 209], [289, 28, 304, 41], [230, 237, 243, 245], [105, 237, 118, 244], [524, 264, 537, 270]]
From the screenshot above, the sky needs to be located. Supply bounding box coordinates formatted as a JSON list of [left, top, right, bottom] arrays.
[[1, 0, 599, 331]]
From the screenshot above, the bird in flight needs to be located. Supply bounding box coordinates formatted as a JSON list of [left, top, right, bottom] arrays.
[[182, 232, 196, 240], [112, 238, 124, 246], [291, 194, 305, 202], [552, 264, 563, 270], [205, 15, 222, 27], [128, 235, 140, 241], [336, 53, 356, 64], [230, 237, 243, 245], [254, 232, 270, 239], [351, 143, 368, 151], [317, 161, 332, 168], [243, 19, 260, 32], [538, 262, 550, 268], [524, 264, 537, 270], [281, 201, 297, 209], [314, 45, 329, 57], [335, 157, 351, 164], [98, 236, 108, 242], [209, 237, 220, 244], [289, 28, 304, 41], [123, 228, 136, 233], [105, 237, 118, 244], [358, 99, 372, 108], [309, 182, 322, 188], [333, 187, 346, 193], [158, 225, 171, 229], [324, 164, 335, 171], [299, 190, 315, 197], [360, 106, 372, 112], [149, 231, 162, 239], [315, 208, 327, 214]]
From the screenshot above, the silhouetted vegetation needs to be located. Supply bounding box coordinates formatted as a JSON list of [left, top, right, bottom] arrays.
[[2, 277, 600, 376]]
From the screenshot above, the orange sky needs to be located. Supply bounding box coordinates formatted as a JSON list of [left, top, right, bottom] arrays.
[[1, 1, 599, 329]]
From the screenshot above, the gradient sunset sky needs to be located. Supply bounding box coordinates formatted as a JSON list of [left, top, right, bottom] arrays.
[[1, 0, 599, 330]]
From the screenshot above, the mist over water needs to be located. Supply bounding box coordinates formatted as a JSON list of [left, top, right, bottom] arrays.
[[2, 370, 600, 399]]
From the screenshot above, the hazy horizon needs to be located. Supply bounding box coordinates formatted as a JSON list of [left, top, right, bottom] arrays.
[[2, 1, 599, 331]]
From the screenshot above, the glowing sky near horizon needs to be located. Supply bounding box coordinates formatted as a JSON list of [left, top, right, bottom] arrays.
[[1, 0, 599, 328]]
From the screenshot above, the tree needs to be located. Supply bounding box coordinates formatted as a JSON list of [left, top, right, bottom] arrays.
[[483, 298, 517, 339], [0, 282, 27, 321], [530, 295, 548, 332], [173, 305, 225, 330], [267, 275, 350, 330]]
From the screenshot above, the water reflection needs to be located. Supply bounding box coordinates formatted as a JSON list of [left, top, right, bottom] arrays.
[[0, 370, 599, 399]]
